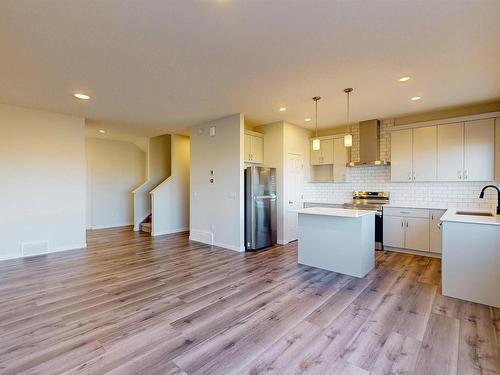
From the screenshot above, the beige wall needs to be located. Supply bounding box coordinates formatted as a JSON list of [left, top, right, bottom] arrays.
[[0, 104, 86, 260], [190, 114, 244, 251], [86, 137, 145, 229]]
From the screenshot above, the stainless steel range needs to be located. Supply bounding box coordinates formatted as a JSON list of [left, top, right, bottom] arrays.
[[343, 191, 390, 250]]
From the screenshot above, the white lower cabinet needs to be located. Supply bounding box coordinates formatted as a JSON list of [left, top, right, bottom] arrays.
[[429, 209, 446, 253], [405, 217, 429, 251], [383, 216, 405, 248], [383, 207, 445, 254]]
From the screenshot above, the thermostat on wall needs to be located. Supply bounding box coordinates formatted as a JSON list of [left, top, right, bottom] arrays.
[[209, 126, 216, 137]]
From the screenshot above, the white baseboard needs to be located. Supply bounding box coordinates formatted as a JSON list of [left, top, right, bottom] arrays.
[[213, 241, 245, 252], [384, 246, 441, 258], [152, 227, 189, 236], [189, 229, 214, 245], [89, 223, 133, 230], [0, 242, 87, 262], [189, 230, 244, 252]]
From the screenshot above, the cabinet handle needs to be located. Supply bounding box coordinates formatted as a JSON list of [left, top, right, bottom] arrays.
[[401, 219, 404, 227], [408, 172, 412, 180], [431, 213, 434, 220], [458, 171, 462, 180], [413, 171, 416, 181], [464, 170, 468, 180], [406, 220, 408, 228]]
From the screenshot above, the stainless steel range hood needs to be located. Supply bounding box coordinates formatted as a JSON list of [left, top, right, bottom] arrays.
[[347, 119, 391, 167]]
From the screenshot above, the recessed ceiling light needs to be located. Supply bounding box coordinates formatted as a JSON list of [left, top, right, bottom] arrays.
[[279, 107, 287, 112], [74, 93, 90, 100], [305, 118, 312, 122], [99, 130, 106, 133], [411, 96, 421, 101], [399, 76, 411, 82]]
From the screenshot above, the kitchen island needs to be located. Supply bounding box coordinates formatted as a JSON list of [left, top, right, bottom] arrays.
[[297, 207, 375, 278]]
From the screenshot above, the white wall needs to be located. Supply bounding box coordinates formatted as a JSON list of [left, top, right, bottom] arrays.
[[0, 104, 86, 260], [151, 135, 190, 235], [86, 137, 145, 229], [190, 114, 244, 251]]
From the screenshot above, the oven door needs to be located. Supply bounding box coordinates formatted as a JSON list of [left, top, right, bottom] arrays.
[[375, 212, 383, 250]]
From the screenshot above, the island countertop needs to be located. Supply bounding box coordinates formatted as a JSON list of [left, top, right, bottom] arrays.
[[440, 209, 500, 226], [297, 207, 375, 218]]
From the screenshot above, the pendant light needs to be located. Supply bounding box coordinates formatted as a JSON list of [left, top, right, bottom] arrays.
[[344, 88, 353, 148], [312, 96, 321, 151]]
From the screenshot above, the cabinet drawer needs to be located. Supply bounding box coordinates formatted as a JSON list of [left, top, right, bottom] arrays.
[[383, 207, 429, 218]]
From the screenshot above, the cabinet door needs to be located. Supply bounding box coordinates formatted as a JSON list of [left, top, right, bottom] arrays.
[[429, 209, 446, 253], [405, 217, 430, 251], [412, 126, 437, 181], [310, 140, 322, 165], [251, 135, 264, 164], [244, 133, 252, 162], [437, 122, 464, 181], [321, 138, 334, 164], [464, 119, 495, 181], [391, 129, 413, 182], [383, 216, 405, 248]]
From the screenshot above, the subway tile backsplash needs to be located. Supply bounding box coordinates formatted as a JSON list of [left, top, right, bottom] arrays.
[[304, 119, 499, 209], [304, 166, 499, 209]]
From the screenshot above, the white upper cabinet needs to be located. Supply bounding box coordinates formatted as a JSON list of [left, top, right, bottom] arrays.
[[464, 118, 495, 181], [412, 126, 437, 181], [391, 129, 413, 182], [310, 138, 334, 165], [333, 137, 349, 182], [437, 122, 464, 181], [244, 131, 264, 164]]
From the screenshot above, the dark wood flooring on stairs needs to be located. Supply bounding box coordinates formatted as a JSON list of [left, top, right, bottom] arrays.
[[0, 227, 498, 375]]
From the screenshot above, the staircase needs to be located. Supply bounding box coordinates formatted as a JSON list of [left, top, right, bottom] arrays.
[[140, 215, 152, 234]]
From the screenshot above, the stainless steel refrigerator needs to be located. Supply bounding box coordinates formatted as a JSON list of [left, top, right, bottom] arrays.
[[245, 167, 277, 251]]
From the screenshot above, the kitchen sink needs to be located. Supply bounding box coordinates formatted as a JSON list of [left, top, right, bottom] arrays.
[[455, 211, 494, 217]]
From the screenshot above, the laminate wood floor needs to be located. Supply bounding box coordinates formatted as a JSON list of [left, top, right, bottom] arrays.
[[0, 227, 498, 375]]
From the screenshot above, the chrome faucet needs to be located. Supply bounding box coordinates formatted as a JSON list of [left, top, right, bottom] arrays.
[[479, 185, 500, 215]]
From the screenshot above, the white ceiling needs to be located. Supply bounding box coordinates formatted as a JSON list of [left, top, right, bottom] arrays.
[[1, 0, 500, 136]]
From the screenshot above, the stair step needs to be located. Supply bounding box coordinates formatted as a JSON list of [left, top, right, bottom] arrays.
[[140, 222, 152, 233]]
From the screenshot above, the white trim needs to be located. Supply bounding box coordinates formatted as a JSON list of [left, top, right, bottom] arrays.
[[244, 129, 264, 138], [212, 241, 245, 252], [189, 229, 214, 245], [89, 223, 133, 230], [384, 246, 441, 258], [152, 227, 189, 236], [390, 111, 500, 131], [0, 243, 87, 262]]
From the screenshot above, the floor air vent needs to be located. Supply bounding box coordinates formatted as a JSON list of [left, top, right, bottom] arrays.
[[21, 241, 49, 257]]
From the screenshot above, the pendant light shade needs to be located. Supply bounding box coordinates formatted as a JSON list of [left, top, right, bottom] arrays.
[[344, 88, 353, 148], [312, 138, 321, 151], [312, 96, 321, 150], [344, 133, 353, 148]]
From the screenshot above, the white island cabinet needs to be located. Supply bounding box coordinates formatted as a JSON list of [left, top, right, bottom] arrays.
[[297, 207, 375, 278], [441, 209, 500, 308]]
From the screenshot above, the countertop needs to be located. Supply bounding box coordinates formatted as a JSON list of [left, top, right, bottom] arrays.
[[384, 203, 448, 210], [440, 209, 500, 226], [297, 207, 375, 218]]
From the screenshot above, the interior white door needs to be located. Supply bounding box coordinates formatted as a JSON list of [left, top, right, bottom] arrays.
[[437, 122, 464, 181], [285, 153, 304, 243], [405, 217, 430, 251], [464, 118, 495, 181], [412, 126, 437, 181], [391, 129, 413, 182]]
